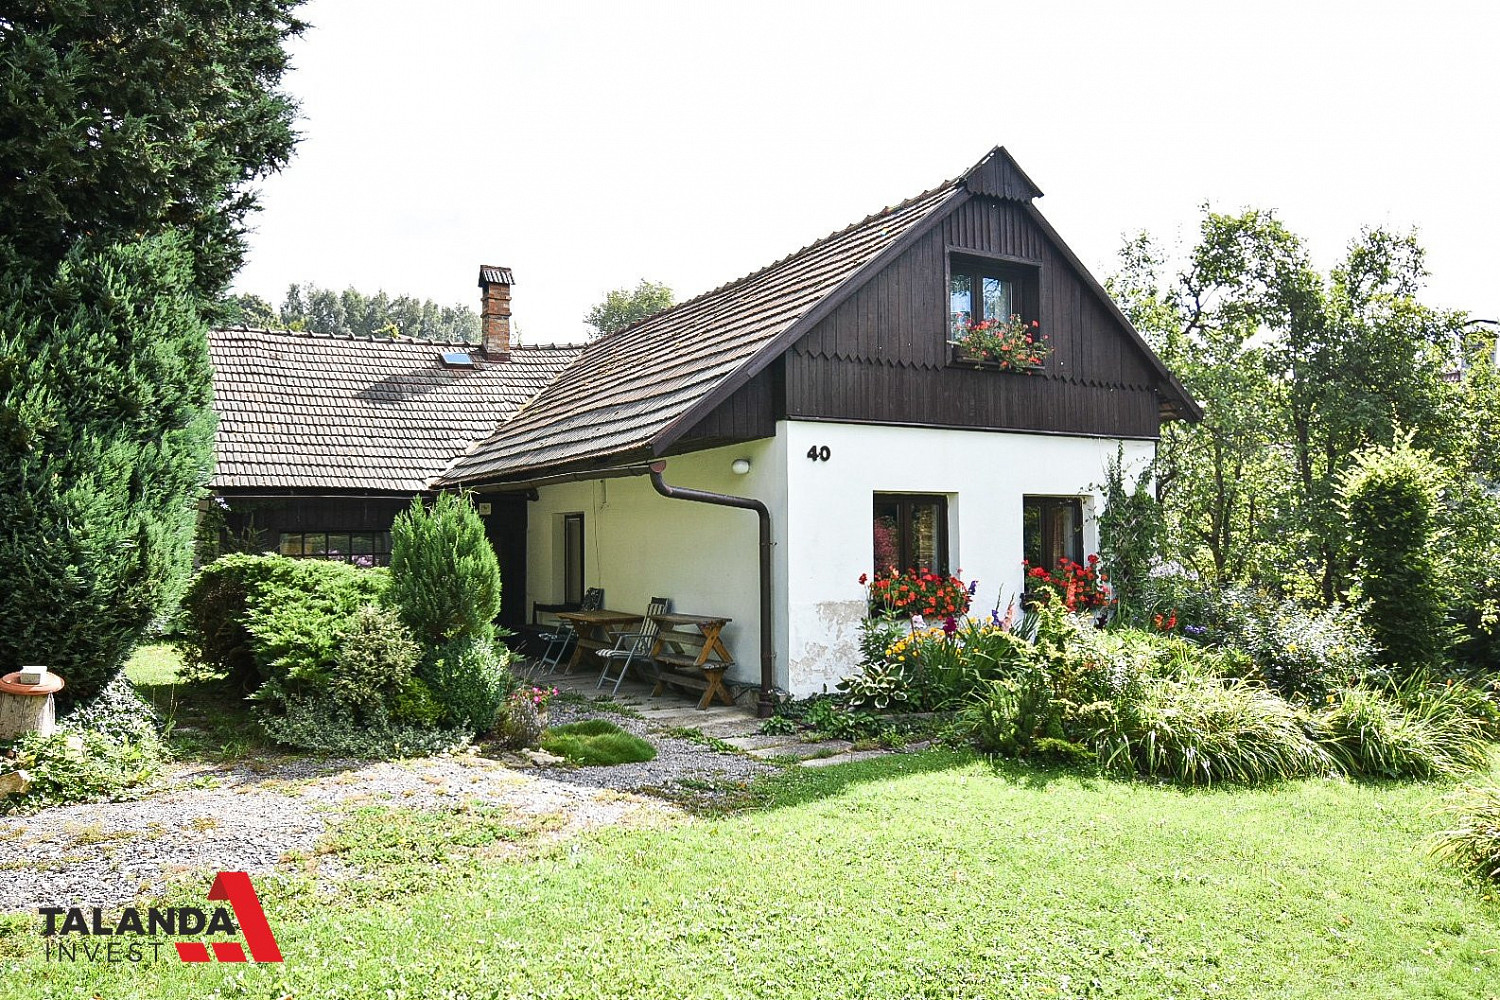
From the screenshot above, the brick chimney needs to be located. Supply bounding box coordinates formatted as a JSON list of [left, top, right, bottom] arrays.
[[477, 265, 514, 361]]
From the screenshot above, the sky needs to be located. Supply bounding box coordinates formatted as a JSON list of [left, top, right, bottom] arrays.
[[232, 0, 1500, 344]]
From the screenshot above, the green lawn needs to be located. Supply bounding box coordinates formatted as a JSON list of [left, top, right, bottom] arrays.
[[4, 747, 1498, 999]]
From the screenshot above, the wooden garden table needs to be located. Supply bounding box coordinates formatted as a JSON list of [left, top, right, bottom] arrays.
[[648, 613, 737, 709], [556, 609, 644, 673]]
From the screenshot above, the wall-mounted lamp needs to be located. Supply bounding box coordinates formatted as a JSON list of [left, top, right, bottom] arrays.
[[731, 458, 752, 475]]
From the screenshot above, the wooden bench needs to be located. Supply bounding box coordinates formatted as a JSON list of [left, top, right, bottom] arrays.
[[648, 616, 737, 710]]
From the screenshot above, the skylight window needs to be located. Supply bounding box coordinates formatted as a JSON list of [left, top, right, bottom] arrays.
[[439, 351, 476, 368]]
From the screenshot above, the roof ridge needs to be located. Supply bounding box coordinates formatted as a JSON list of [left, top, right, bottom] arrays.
[[212, 326, 585, 353], [511, 341, 585, 352], [592, 176, 962, 345], [212, 326, 493, 349]]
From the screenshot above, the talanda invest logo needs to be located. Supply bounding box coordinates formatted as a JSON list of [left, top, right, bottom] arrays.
[[39, 871, 283, 964]]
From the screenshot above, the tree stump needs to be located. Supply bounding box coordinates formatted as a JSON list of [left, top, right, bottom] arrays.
[[0, 671, 64, 740]]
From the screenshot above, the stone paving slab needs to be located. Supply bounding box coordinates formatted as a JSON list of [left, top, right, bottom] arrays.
[[721, 734, 802, 751], [745, 739, 855, 760], [800, 749, 892, 768]]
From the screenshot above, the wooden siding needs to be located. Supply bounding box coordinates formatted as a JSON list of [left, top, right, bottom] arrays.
[[219, 492, 531, 627], [672, 363, 780, 451], [782, 196, 1164, 439]]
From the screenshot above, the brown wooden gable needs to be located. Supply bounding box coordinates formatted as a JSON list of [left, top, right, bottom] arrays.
[[672, 362, 780, 452], [781, 192, 1170, 439]]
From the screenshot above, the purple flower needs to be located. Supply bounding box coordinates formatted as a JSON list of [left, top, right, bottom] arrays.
[[968, 579, 979, 595], [943, 616, 959, 635], [990, 608, 1003, 627]]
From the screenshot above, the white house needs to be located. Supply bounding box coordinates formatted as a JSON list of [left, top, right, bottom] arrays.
[[209, 148, 1199, 713]]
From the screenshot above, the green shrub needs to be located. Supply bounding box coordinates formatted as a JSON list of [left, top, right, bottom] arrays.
[[1095, 676, 1330, 785], [180, 553, 387, 687], [1130, 581, 1374, 703], [1235, 598, 1372, 703], [324, 605, 422, 719], [0, 729, 163, 814], [800, 697, 887, 741], [494, 695, 545, 750], [1314, 686, 1490, 779], [60, 671, 161, 746], [389, 492, 501, 646], [1430, 782, 1500, 882], [964, 666, 1056, 756], [391, 677, 444, 729], [258, 696, 469, 758], [1339, 436, 1450, 678], [540, 720, 656, 766], [1389, 672, 1500, 741], [758, 714, 799, 736], [419, 636, 515, 734], [1097, 444, 1162, 610]]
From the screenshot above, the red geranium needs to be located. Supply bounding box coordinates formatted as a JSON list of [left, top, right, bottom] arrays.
[[1023, 555, 1111, 611], [862, 567, 973, 618]]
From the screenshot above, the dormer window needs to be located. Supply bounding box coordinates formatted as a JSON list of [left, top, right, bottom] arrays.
[[948, 254, 1042, 369]]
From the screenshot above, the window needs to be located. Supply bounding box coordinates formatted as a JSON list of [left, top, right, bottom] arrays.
[[949, 272, 1014, 336], [873, 494, 948, 573], [1023, 497, 1083, 571], [562, 513, 584, 606], [948, 254, 1040, 340], [278, 531, 390, 567]]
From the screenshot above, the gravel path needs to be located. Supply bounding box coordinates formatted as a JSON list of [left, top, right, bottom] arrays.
[[0, 704, 773, 914]]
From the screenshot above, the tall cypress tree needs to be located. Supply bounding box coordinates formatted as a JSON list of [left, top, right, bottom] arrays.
[[0, 3, 305, 700]]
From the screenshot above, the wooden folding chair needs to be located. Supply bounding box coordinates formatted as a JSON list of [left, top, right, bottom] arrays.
[[596, 596, 670, 696]]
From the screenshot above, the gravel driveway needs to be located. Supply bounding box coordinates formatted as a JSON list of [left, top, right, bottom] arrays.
[[0, 705, 774, 913]]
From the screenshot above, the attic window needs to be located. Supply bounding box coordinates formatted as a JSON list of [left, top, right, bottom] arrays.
[[439, 351, 476, 368], [947, 253, 1041, 367]]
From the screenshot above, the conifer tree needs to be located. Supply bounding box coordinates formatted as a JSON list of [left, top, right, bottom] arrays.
[[0, 235, 215, 700]]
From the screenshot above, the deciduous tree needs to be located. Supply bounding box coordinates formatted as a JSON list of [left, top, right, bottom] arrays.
[[584, 279, 674, 337]]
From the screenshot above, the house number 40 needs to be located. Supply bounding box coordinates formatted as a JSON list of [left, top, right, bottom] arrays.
[[806, 445, 831, 462]]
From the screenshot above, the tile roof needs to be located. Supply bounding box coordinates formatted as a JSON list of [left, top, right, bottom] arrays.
[[439, 181, 965, 485], [208, 329, 578, 492]]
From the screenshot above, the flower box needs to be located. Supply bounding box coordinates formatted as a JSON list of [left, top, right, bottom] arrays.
[[947, 314, 1049, 373]]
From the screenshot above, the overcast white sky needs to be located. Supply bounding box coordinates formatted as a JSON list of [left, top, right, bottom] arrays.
[[232, 0, 1500, 344]]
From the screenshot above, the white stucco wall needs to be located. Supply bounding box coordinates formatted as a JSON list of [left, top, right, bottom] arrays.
[[780, 421, 1155, 694], [526, 422, 1153, 698], [526, 438, 788, 691]]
